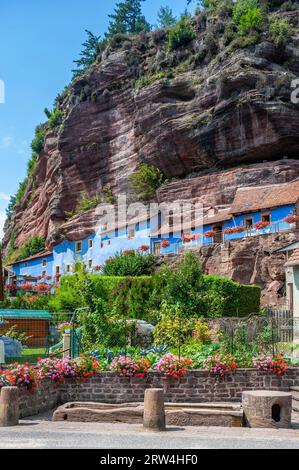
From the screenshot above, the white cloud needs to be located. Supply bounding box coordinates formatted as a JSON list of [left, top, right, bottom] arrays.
[[0, 211, 6, 239], [0, 192, 10, 201], [0, 136, 13, 148]]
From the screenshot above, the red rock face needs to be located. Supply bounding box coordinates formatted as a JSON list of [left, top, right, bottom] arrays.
[[161, 231, 299, 307], [157, 159, 299, 206], [3, 14, 299, 252]]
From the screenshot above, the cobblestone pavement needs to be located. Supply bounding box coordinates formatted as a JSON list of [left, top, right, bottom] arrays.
[[0, 412, 299, 449]]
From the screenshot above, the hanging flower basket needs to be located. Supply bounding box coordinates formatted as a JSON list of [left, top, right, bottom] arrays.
[[284, 215, 299, 224], [160, 240, 170, 248]]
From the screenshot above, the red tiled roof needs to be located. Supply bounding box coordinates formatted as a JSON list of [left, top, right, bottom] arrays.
[[286, 248, 299, 266], [203, 209, 232, 225], [9, 251, 52, 266], [230, 179, 299, 214]]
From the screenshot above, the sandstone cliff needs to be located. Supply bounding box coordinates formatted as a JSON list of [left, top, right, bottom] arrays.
[[3, 7, 299, 259], [160, 231, 299, 307]]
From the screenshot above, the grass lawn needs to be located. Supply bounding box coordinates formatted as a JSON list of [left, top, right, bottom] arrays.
[[22, 347, 47, 356], [6, 347, 48, 364]]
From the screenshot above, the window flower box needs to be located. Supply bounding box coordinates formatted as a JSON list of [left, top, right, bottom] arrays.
[[204, 230, 216, 238], [224, 226, 246, 235], [254, 221, 270, 230], [284, 215, 299, 224]]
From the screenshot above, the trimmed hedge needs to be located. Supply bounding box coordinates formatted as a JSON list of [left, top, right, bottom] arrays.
[[50, 273, 260, 320], [202, 275, 261, 317]]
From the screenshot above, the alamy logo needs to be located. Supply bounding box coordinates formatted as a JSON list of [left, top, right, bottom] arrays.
[[0, 80, 4, 104], [291, 78, 299, 104]]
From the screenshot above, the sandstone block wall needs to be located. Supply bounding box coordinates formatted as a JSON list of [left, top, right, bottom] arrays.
[[16, 368, 299, 418]]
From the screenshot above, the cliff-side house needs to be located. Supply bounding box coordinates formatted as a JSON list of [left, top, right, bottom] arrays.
[[6, 178, 299, 287]]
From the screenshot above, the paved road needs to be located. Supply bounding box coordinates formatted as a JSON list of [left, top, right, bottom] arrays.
[[0, 415, 299, 449]]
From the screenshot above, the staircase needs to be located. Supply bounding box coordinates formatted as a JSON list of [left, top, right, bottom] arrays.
[[291, 387, 299, 412]]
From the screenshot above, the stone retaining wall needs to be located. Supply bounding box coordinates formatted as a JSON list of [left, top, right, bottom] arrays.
[[17, 368, 299, 418]]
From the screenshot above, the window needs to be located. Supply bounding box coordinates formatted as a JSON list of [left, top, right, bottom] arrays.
[[128, 227, 135, 239], [101, 242, 104, 249], [88, 239, 93, 249], [169, 214, 174, 228], [24, 262, 28, 268], [244, 217, 253, 228], [66, 265, 71, 273], [88, 259, 92, 269], [42, 258, 47, 267], [261, 213, 271, 223], [75, 241, 82, 253], [42, 270, 46, 278], [55, 266, 60, 275]]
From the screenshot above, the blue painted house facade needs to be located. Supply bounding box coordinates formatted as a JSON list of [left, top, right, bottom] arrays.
[[10, 251, 54, 285], [8, 179, 299, 284]]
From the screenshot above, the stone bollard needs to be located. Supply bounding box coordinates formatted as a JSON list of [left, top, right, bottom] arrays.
[[62, 332, 71, 358], [143, 388, 166, 431], [242, 390, 292, 429], [0, 387, 19, 426], [0, 340, 5, 364]]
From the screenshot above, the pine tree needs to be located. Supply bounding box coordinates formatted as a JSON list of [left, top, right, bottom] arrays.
[[157, 6, 177, 28], [72, 30, 104, 79], [107, 0, 150, 37]]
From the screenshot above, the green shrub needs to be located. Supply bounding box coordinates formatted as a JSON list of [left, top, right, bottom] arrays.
[[45, 108, 63, 128], [103, 251, 156, 277], [201, 275, 261, 317], [153, 302, 211, 348], [134, 71, 167, 92], [233, 0, 264, 35], [223, 22, 237, 46], [75, 192, 101, 214], [269, 18, 292, 47], [2, 325, 32, 345], [129, 163, 166, 201], [31, 125, 46, 154], [168, 17, 196, 50], [49, 273, 155, 319], [238, 7, 264, 35], [14, 236, 46, 263], [157, 251, 205, 317]]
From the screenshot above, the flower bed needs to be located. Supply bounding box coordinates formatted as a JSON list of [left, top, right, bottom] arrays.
[[154, 354, 193, 379], [205, 354, 238, 378], [0, 355, 100, 392], [110, 356, 151, 378], [252, 354, 289, 376], [0, 350, 292, 397]]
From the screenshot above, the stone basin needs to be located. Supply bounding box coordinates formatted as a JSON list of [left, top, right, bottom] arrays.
[[53, 402, 244, 427]]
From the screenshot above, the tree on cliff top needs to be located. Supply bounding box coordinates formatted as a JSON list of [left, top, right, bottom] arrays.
[[157, 6, 177, 28], [72, 30, 105, 79], [107, 0, 151, 37]]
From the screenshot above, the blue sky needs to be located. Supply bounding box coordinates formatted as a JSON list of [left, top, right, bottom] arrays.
[[0, 0, 196, 238]]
